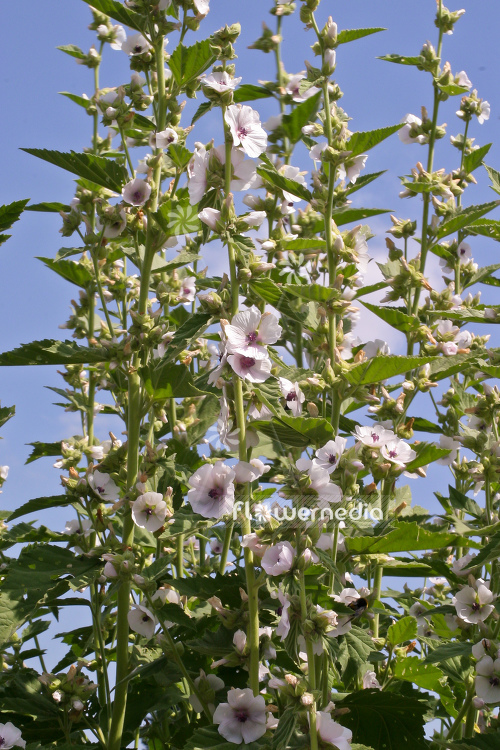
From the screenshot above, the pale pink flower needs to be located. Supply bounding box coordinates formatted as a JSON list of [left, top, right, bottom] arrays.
[[456, 70, 472, 89], [193, 0, 209, 15], [108, 24, 126, 50], [261, 541, 295, 576], [399, 114, 426, 144], [476, 656, 500, 703], [279, 165, 307, 202], [315, 713, 352, 750], [338, 154, 368, 184], [274, 588, 291, 640], [309, 465, 343, 506], [225, 306, 281, 357], [214, 688, 267, 744], [233, 461, 262, 484], [187, 143, 210, 204], [187, 462, 235, 518], [132, 491, 167, 532], [96, 208, 126, 239], [315, 438, 347, 473], [354, 425, 395, 447], [122, 178, 151, 206], [278, 377, 305, 416], [437, 435, 460, 466], [381, 438, 416, 469], [178, 276, 196, 304], [478, 101, 491, 124], [150, 128, 178, 149], [227, 352, 272, 382], [243, 211, 267, 228], [363, 670, 381, 690], [0, 723, 25, 750], [198, 207, 221, 232], [453, 581, 495, 624], [363, 339, 390, 358], [225, 105, 268, 158], [285, 73, 320, 103], [127, 604, 157, 638], [190, 671, 224, 713], [203, 71, 241, 92], [241, 533, 268, 557]]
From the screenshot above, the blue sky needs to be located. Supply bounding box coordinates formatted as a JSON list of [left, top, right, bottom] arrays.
[[1, 1, 500, 541]]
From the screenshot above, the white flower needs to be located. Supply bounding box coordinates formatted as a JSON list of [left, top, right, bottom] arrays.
[[285, 73, 320, 103], [278, 377, 305, 416], [108, 24, 127, 50], [437, 435, 460, 466], [279, 165, 307, 202], [0, 466, 9, 480], [64, 518, 92, 537], [274, 588, 291, 640], [198, 207, 221, 231], [363, 670, 381, 690], [127, 604, 157, 638], [381, 438, 416, 468], [122, 178, 152, 206], [476, 656, 500, 703], [233, 461, 262, 484], [210, 538, 223, 555], [225, 105, 268, 158], [0, 723, 25, 750], [203, 71, 241, 92], [190, 671, 224, 713], [338, 154, 368, 184], [121, 33, 152, 56], [187, 143, 210, 204], [187, 462, 235, 518], [261, 541, 295, 576], [478, 100, 491, 124], [399, 114, 427, 144], [309, 465, 343, 506], [188, 144, 261, 206], [132, 491, 167, 532], [363, 339, 390, 358], [224, 306, 281, 358], [264, 114, 283, 132], [213, 688, 267, 744], [315, 712, 353, 750], [354, 425, 395, 447], [310, 142, 328, 161], [315, 438, 347, 473], [88, 470, 120, 501], [96, 209, 127, 239], [150, 128, 178, 149], [178, 276, 196, 304], [456, 70, 472, 89], [452, 551, 477, 576], [457, 241, 472, 262], [241, 533, 268, 557], [243, 210, 267, 228], [227, 352, 272, 383], [452, 581, 495, 624], [193, 0, 209, 15]]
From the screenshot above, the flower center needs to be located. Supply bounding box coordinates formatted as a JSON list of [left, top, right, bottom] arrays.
[[97, 485, 105, 494], [0, 737, 5, 747], [235, 710, 249, 723], [145, 507, 154, 517], [371, 433, 380, 442], [238, 127, 249, 138], [490, 677, 500, 687], [389, 450, 398, 458], [328, 454, 337, 465], [133, 44, 143, 53], [286, 392, 297, 402], [246, 331, 258, 343], [471, 602, 481, 611], [241, 356, 256, 369], [132, 190, 144, 203], [142, 615, 151, 622], [208, 486, 223, 500]]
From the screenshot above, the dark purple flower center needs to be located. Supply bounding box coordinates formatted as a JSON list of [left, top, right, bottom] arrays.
[[241, 356, 256, 369], [246, 331, 258, 343], [145, 508, 153, 517], [132, 190, 144, 203], [208, 486, 223, 500], [142, 615, 151, 622], [0, 737, 5, 747], [472, 602, 481, 611], [389, 450, 398, 458], [235, 710, 249, 723], [286, 392, 297, 402], [371, 433, 380, 442], [490, 677, 500, 687], [328, 454, 337, 465], [133, 44, 143, 53], [238, 127, 249, 138], [97, 485, 105, 494]]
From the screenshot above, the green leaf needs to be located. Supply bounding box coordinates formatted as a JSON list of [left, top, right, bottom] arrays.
[[141, 362, 209, 399], [345, 170, 386, 196], [336, 626, 375, 686], [60, 91, 92, 111], [436, 733, 500, 749], [0, 339, 108, 366], [164, 311, 212, 363], [184, 726, 267, 750], [345, 124, 402, 157], [405, 442, 451, 472], [283, 238, 327, 251], [424, 641, 472, 664], [465, 530, 500, 569], [257, 154, 312, 202], [0, 199, 29, 234], [80, 0, 146, 32], [168, 143, 193, 170], [272, 706, 297, 750], [21, 149, 128, 193], [387, 616, 418, 645], [428, 352, 482, 381], [467, 218, 500, 241], [36, 257, 93, 288], [281, 92, 322, 144], [25, 441, 62, 464], [285, 283, 335, 302], [8, 496, 74, 522], [463, 143, 492, 174], [191, 101, 212, 126], [234, 84, 273, 103], [25, 202, 71, 213], [331, 207, 391, 226], [346, 521, 469, 554], [251, 415, 334, 449], [393, 657, 453, 709], [339, 689, 428, 750], [0, 545, 98, 647], [0, 404, 15, 430], [465, 262, 500, 289], [360, 301, 419, 333], [337, 28, 386, 45], [249, 278, 312, 325], [57, 44, 87, 61], [345, 355, 433, 386], [485, 164, 500, 197], [378, 53, 424, 67], [435, 201, 499, 240], [169, 39, 216, 86]]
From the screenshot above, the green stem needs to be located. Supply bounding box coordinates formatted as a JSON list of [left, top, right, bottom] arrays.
[[464, 700, 476, 738], [372, 564, 384, 640], [176, 536, 184, 577], [447, 683, 475, 740], [219, 521, 233, 574]]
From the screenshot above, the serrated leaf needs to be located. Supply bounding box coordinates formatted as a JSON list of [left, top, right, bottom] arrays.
[[191, 101, 212, 126], [140, 362, 209, 399], [465, 262, 500, 289], [285, 283, 335, 302], [283, 238, 327, 251], [428, 352, 482, 381], [257, 154, 312, 202], [436, 733, 500, 749], [8, 495, 74, 522], [485, 164, 500, 196], [336, 626, 375, 686], [168, 143, 193, 170], [0, 339, 108, 366], [463, 143, 492, 174], [80, 0, 146, 32], [405, 442, 451, 472], [164, 311, 212, 363], [184, 726, 267, 750], [36, 257, 93, 288], [345, 170, 386, 196], [281, 91, 322, 144], [346, 521, 469, 554], [339, 689, 427, 750], [250, 278, 311, 325], [337, 27, 386, 45], [378, 53, 424, 67], [345, 124, 402, 157], [60, 91, 92, 110], [387, 616, 417, 645], [170, 39, 216, 86], [393, 656, 448, 693], [57, 44, 87, 61], [360, 301, 419, 333], [0, 404, 15, 430], [436, 201, 499, 240], [21, 149, 128, 193], [345, 355, 433, 386], [0, 199, 29, 233], [25, 202, 70, 213], [424, 641, 472, 664], [331, 206, 391, 226], [234, 84, 273, 103]]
